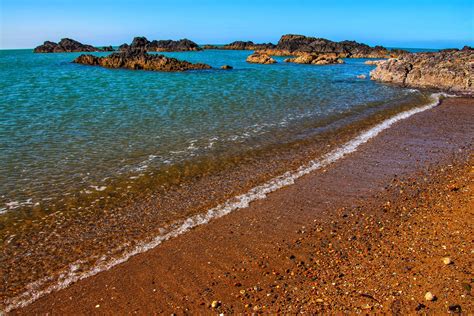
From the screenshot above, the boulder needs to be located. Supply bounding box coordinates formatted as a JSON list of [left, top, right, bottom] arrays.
[[73, 48, 212, 72], [34, 38, 111, 53], [365, 60, 384, 65], [370, 48, 474, 93], [246, 52, 277, 64], [284, 53, 344, 65], [220, 65, 233, 70]]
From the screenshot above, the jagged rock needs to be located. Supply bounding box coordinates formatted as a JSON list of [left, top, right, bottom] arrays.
[[370, 48, 474, 93], [118, 43, 130, 51], [73, 48, 212, 72], [120, 37, 201, 52], [246, 52, 276, 64], [284, 53, 344, 65], [259, 34, 405, 58], [222, 41, 275, 50], [34, 38, 111, 53], [101, 46, 114, 52]]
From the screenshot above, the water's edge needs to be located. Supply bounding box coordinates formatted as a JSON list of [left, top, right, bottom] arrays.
[[3, 92, 450, 312]]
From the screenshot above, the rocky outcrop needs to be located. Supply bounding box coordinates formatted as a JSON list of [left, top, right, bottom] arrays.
[[222, 41, 275, 50], [246, 52, 277, 64], [202, 44, 219, 49], [34, 38, 113, 53], [284, 53, 345, 65], [365, 60, 384, 65], [259, 34, 405, 58], [101, 46, 114, 52], [370, 49, 473, 93], [119, 37, 201, 52], [73, 48, 212, 72]]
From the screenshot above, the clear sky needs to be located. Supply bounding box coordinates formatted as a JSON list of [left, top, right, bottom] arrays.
[[1, 0, 473, 49]]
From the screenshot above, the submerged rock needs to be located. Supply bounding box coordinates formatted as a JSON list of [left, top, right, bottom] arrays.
[[220, 65, 233, 70], [370, 48, 474, 93], [34, 38, 113, 53], [119, 36, 202, 52], [73, 48, 212, 72], [246, 52, 276, 64], [284, 53, 344, 65]]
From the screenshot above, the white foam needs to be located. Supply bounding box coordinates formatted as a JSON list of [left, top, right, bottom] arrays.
[[2, 93, 449, 312]]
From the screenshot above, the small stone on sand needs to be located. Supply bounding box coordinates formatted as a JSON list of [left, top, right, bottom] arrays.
[[211, 300, 220, 308], [424, 292, 435, 301], [442, 257, 452, 265]]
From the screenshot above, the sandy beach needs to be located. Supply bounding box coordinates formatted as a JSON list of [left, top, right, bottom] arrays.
[[10, 97, 472, 314]]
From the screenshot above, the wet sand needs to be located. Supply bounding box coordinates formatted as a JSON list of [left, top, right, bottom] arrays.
[[12, 97, 474, 314]]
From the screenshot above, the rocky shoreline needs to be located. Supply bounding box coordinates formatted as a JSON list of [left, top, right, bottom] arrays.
[[370, 47, 473, 93], [34, 38, 114, 53], [73, 48, 211, 72]]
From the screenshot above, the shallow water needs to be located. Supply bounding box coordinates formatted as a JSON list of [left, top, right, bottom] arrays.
[[0, 49, 423, 214], [0, 48, 433, 309]]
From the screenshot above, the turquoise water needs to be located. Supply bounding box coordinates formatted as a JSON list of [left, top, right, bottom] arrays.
[[0, 49, 425, 214], [1, 49, 436, 307]]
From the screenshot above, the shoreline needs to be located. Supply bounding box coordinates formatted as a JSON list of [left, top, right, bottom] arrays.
[[1, 89, 431, 305], [8, 96, 473, 313]]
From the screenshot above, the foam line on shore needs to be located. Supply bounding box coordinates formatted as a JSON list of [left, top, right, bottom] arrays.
[[3, 92, 450, 312]]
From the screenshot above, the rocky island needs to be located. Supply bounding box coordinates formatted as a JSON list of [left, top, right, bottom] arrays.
[[34, 38, 114, 53], [221, 41, 275, 50], [370, 47, 473, 93], [73, 48, 212, 72], [259, 34, 405, 58], [119, 37, 201, 52]]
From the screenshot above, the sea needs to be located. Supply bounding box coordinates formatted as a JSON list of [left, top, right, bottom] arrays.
[[0, 47, 441, 310]]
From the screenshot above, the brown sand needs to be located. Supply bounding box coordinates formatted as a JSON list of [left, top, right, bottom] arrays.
[[13, 97, 473, 314]]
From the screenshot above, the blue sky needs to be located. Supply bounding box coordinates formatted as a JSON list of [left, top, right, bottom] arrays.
[[1, 0, 473, 49]]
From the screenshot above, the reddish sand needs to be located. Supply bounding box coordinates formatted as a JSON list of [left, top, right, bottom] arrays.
[[13, 97, 474, 314]]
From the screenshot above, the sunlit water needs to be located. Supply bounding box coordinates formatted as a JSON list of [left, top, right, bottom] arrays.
[[1, 48, 436, 309], [0, 49, 425, 214]]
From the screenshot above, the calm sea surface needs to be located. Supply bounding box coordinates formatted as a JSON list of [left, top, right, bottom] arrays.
[[0, 48, 433, 308]]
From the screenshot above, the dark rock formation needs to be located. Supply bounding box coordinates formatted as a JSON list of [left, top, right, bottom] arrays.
[[222, 41, 275, 50], [370, 48, 473, 93], [119, 37, 202, 52], [202, 45, 219, 49], [101, 46, 115, 52], [259, 34, 406, 58], [34, 38, 112, 53], [73, 48, 212, 72], [284, 53, 344, 65], [246, 52, 276, 64], [220, 65, 233, 70]]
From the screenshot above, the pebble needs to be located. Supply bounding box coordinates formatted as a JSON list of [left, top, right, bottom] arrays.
[[424, 292, 435, 301], [442, 257, 452, 265], [211, 300, 220, 308]]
